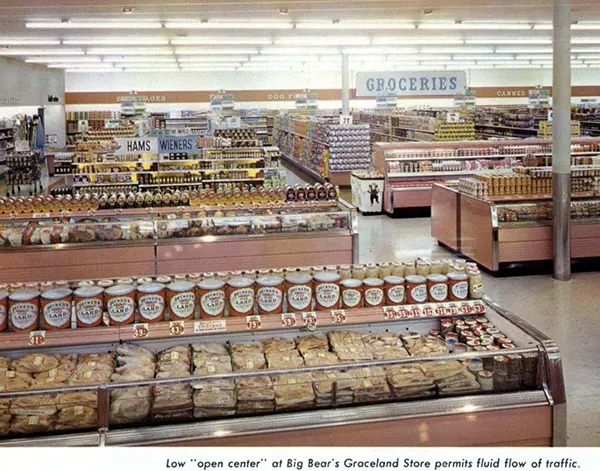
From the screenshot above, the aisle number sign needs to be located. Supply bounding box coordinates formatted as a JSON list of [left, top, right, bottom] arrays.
[[355, 71, 467, 97]]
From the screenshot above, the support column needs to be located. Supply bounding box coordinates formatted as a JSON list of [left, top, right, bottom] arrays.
[[341, 53, 350, 115], [553, 0, 572, 281]]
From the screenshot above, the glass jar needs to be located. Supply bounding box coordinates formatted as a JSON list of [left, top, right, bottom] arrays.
[[74, 286, 104, 328], [448, 272, 470, 301], [405, 275, 427, 304], [391, 262, 404, 277], [166, 281, 197, 321], [256, 276, 285, 315], [378, 262, 392, 279], [365, 264, 379, 279], [226, 276, 255, 317], [8, 290, 40, 332], [136, 282, 166, 323], [351, 265, 366, 281], [339, 265, 353, 280], [426, 274, 449, 303], [363, 278, 385, 308], [197, 278, 226, 319], [105, 284, 136, 326], [41, 288, 72, 330], [340, 279, 363, 309], [285, 273, 313, 313], [383, 276, 405, 306], [313, 271, 341, 310]]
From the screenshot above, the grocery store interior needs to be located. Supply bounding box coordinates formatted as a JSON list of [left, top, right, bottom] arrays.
[[0, 0, 598, 448]]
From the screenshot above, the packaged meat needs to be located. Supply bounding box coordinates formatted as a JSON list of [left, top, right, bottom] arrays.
[[13, 354, 59, 374], [10, 415, 54, 434]]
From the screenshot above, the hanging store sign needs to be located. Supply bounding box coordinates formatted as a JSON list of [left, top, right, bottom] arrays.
[[157, 136, 198, 154], [355, 71, 467, 97], [114, 137, 157, 155]]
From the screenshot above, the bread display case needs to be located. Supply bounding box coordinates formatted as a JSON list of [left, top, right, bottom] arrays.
[[0, 200, 358, 283], [431, 182, 600, 271], [0, 261, 566, 447]]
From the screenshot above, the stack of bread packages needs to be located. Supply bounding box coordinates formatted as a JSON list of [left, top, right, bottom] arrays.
[[421, 361, 481, 396], [231, 343, 274, 414], [192, 343, 236, 419], [110, 344, 155, 425], [0, 357, 10, 435], [328, 332, 392, 405], [263, 338, 314, 412], [152, 346, 193, 423], [297, 335, 342, 408]]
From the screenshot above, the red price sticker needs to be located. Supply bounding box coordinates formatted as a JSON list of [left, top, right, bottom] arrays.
[[246, 315, 262, 330], [87, 209, 96, 216], [28, 330, 46, 346], [281, 313, 297, 328], [331, 309, 347, 324], [398, 307, 413, 319], [472, 301, 486, 314], [169, 321, 185, 336], [61, 211, 72, 217], [114, 208, 123, 215], [9, 213, 17, 219], [133, 323, 149, 339], [301, 311, 318, 327], [421, 304, 435, 317], [383, 306, 400, 320]]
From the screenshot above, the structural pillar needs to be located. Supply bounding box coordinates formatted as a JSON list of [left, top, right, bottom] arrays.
[[341, 53, 350, 115], [553, 0, 572, 281]]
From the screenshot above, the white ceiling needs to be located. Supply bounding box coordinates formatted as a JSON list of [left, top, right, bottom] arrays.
[[1, 0, 600, 72]]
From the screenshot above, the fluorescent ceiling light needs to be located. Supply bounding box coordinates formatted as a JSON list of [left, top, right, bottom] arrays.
[[572, 23, 600, 30], [387, 54, 450, 60], [102, 56, 176, 62], [250, 55, 337, 62], [180, 67, 238, 71], [533, 24, 552, 30], [113, 61, 178, 67], [373, 38, 463, 45], [530, 60, 553, 64], [47, 63, 118, 68], [177, 62, 241, 67], [572, 47, 600, 53], [25, 57, 101, 63], [421, 47, 493, 53], [577, 55, 600, 59], [297, 21, 415, 30], [178, 56, 249, 62], [573, 64, 589, 68], [494, 64, 542, 68], [514, 54, 553, 59], [453, 54, 515, 60], [572, 38, 600, 44], [476, 60, 532, 65], [420, 60, 476, 66], [171, 38, 272, 45], [259, 47, 340, 55], [465, 39, 551, 45], [348, 55, 387, 62], [27, 21, 162, 29], [419, 22, 531, 30], [175, 47, 258, 55], [274, 37, 370, 46], [66, 68, 124, 72], [166, 21, 292, 29], [0, 39, 60, 45], [342, 47, 419, 54], [0, 49, 84, 55], [495, 47, 552, 53], [87, 48, 173, 55], [124, 67, 182, 72], [63, 38, 168, 45]]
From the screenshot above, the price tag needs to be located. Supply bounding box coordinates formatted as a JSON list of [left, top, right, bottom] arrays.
[[330, 309, 347, 324], [169, 321, 185, 336], [301, 311, 318, 327], [397, 306, 413, 319], [133, 323, 149, 339], [421, 304, 435, 317], [114, 208, 123, 215], [226, 116, 242, 128], [15, 141, 30, 152], [194, 319, 226, 334], [246, 315, 262, 330], [87, 209, 96, 216], [9, 213, 17, 219], [61, 211, 72, 217], [339, 115, 353, 125], [383, 306, 400, 320], [28, 330, 46, 346], [32, 213, 50, 219], [458, 302, 475, 316], [281, 312, 297, 328]]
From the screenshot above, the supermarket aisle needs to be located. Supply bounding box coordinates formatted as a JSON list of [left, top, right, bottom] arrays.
[[284, 163, 600, 447]]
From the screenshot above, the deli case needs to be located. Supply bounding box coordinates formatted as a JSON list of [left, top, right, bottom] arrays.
[[0, 200, 357, 282], [0, 263, 566, 447]]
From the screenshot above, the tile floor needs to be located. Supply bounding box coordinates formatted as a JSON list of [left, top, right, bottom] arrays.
[[286, 163, 600, 446]]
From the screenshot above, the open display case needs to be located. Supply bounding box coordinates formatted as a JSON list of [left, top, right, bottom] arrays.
[[0, 260, 565, 447], [431, 183, 600, 271], [375, 137, 600, 213], [0, 200, 357, 283]]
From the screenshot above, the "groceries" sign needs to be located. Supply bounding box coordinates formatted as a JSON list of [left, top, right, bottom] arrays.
[[356, 71, 467, 97]]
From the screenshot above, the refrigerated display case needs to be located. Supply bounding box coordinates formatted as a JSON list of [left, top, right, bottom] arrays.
[[431, 183, 600, 270], [0, 200, 358, 282], [0, 286, 565, 447]]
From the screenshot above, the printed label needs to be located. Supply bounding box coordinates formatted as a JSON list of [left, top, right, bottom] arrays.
[[387, 285, 405, 304], [170, 292, 196, 319], [138, 294, 164, 321], [194, 319, 227, 333], [229, 288, 254, 315], [452, 281, 469, 300], [200, 290, 225, 317], [169, 321, 185, 336], [342, 289, 362, 308], [410, 284, 427, 303], [43, 300, 71, 328], [0, 304, 6, 327], [9, 302, 38, 330], [281, 312, 297, 327], [364, 287, 384, 307], [257, 286, 283, 313], [133, 323, 149, 338], [286, 285, 312, 311], [473, 283, 484, 293], [29, 331, 46, 346], [107, 296, 135, 323], [429, 283, 448, 302], [246, 315, 262, 330], [315, 283, 340, 308], [330, 309, 347, 324], [76, 298, 102, 325]]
